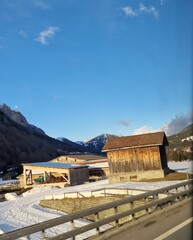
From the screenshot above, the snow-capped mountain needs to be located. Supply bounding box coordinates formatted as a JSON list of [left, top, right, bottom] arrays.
[[77, 134, 119, 153], [0, 103, 45, 135]]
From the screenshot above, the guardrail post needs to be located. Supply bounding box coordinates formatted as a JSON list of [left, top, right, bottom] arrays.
[[95, 212, 100, 234], [104, 188, 106, 197], [114, 206, 119, 226], [41, 230, 47, 239], [71, 220, 75, 240], [130, 201, 136, 220]]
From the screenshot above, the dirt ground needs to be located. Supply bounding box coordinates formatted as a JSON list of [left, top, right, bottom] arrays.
[[140, 171, 193, 182]]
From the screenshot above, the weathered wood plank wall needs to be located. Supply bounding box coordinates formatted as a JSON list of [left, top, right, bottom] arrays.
[[69, 168, 89, 186], [107, 146, 162, 173]]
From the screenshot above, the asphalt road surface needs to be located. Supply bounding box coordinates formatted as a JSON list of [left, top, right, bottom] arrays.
[[94, 197, 192, 240]]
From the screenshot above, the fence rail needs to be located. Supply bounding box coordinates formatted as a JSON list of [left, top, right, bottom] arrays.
[[0, 180, 192, 240]]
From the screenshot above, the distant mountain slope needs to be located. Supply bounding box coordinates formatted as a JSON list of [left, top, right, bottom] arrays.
[[76, 134, 119, 153], [0, 104, 45, 136], [76, 125, 193, 160], [0, 108, 86, 172], [167, 123, 193, 161]]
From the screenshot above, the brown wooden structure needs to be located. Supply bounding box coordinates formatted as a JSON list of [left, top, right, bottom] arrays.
[[102, 132, 169, 182], [22, 162, 89, 188], [51, 154, 108, 181], [51, 154, 108, 165]]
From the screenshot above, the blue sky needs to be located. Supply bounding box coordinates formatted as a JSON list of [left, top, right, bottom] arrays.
[[0, 0, 192, 141]]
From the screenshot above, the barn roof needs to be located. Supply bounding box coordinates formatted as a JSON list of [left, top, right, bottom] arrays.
[[63, 154, 107, 162], [102, 132, 168, 152]]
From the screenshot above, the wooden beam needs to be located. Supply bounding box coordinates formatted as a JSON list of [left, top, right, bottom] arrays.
[[58, 172, 69, 184]]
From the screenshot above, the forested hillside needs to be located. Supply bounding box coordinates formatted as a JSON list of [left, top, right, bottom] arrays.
[[166, 123, 193, 161], [0, 110, 85, 172]]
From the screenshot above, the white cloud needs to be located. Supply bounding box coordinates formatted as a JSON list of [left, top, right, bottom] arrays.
[[139, 3, 158, 19], [120, 6, 137, 17], [161, 112, 193, 136], [133, 125, 159, 135], [36, 26, 59, 45], [120, 3, 159, 19], [132, 112, 193, 137]]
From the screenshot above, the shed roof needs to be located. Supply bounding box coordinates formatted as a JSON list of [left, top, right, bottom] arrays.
[[102, 132, 168, 152], [23, 162, 88, 169], [64, 154, 107, 161]]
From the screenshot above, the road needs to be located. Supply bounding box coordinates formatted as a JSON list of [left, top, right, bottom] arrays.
[[94, 197, 192, 240]]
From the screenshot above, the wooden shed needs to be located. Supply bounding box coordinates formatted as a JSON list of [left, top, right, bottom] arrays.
[[22, 162, 89, 188], [50, 154, 108, 181], [102, 132, 169, 183]]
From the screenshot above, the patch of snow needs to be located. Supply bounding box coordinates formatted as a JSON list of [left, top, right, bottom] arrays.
[[168, 160, 193, 173], [0, 161, 192, 239], [181, 136, 193, 142], [4, 193, 21, 201]]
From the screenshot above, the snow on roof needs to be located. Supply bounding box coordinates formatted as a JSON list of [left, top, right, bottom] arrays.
[[87, 162, 109, 169]]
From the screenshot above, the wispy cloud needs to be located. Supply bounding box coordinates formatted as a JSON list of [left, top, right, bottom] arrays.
[[121, 6, 137, 17], [31, 0, 51, 10], [132, 112, 193, 136], [117, 119, 133, 127], [161, 112, 193, 136], [36, 26, 59, 45], [133, 125, 158, 135], [139, 3, 158, 19], [120, 3, 159, 19], [18, 30, 28, 38]]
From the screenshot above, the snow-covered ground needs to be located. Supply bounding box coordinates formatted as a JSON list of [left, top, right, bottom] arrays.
[[168, 160, 193, 173], [0, 161, 192, 239]]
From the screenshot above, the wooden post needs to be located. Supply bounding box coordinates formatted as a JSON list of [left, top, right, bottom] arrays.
[[44, 171, 46, 182], [23, 168, 27, 188], [29, 170, 32, 185]]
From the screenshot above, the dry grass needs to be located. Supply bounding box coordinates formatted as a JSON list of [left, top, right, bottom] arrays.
[[139, 171, 193, 182]]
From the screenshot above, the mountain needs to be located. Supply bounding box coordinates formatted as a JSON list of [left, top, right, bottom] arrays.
[[0, 105, 86, 173], [0, 104, 45, 136], [76, 126, 193, 160], [166, 123, 193, 161], [76, 134, 119, 153]]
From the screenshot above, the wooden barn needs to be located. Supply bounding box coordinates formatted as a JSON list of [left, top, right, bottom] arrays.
[[102, 132, 169, 183]]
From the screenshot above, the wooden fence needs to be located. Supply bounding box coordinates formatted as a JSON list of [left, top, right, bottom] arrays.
[[0, 180, 192, 240]]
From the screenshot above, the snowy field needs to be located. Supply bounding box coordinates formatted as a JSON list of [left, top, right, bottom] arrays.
[[0, 160, 192, 239]]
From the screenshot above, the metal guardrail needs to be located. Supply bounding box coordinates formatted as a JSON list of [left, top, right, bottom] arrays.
[[0, 180, 192, 240]]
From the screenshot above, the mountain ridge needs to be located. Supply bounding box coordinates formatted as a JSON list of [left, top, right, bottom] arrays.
[[0, 107, 86, 172], [75, 133, 119, 153], [0, 104, 46, 136], [0, 103, 192, 173]]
